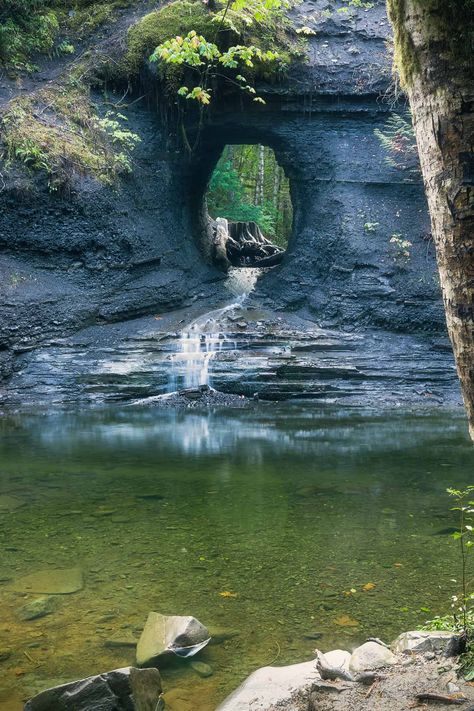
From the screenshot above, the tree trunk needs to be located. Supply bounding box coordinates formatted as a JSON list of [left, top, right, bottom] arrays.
[[273, 162, 281, 211], [255, 144, 265, 206], [387, 0, 474, 438]]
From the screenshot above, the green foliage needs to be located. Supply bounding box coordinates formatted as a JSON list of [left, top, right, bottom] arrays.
[[1, 84, 140, 191], [422, 487, 474, 679], [389, 233, 412, 262], [66, 0, 137, 38], [374, 112, 420, 174], [146, 0, 293, 112], [421, 487, 474, 679], [364, 222, 379, 232], [446, 486, 474, 634], [207, 145, 292, 246], [0, 0, 139, 72], [125, 2, 216, 79], [338, 0, 374, 13], [421, 614, 460, 632], [0, 0, 59, 71], [151, 29, 279, 105]]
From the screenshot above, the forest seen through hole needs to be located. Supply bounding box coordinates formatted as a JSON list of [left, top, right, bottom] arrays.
[[206, 144, 293, 253]]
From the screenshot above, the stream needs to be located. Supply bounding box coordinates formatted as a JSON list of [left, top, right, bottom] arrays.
[[0, 405, 473, 710]]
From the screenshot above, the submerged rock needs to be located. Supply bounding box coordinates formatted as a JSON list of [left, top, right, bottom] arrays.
[[17, 595, 58, 621], [0, 648, 12, 662], [136, 613, 210, 667], [104, 635, 139, 649], [190, 660, 213, 677], [24, 666, 163, 711], [0, 494, 25, 512], [207, 627, 240, 645], [215, 660, 319, 710], [10, 567, 83, 594], [133, 387, 249, 410]]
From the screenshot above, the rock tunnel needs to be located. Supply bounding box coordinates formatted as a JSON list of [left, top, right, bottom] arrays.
[[167, 100, 442, 332]]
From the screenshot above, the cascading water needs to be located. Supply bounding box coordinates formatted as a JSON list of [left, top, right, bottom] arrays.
[[169, 268, 259, 392]]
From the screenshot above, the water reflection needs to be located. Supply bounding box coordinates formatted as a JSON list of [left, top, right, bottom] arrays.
[[12, 406, 468, 459]]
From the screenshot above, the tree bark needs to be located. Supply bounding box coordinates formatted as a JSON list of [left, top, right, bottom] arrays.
[[255, 144, 265, 206], [387, 0, 474, 438], [273, 161, 281, 212]]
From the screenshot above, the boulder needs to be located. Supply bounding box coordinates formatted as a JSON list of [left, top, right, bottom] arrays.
[[392, 630, 462, 657], [323, 649, 351, 672], [349, 642, 397, 673], [24, 666, 162, 711], [136, 613, 210, 667], [215, 660, 319, 710], [0, 648, 12, 662]]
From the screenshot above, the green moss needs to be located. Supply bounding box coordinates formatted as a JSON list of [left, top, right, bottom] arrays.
[[65, 0, 140, 39], [124, 1, 216, 79], [1, 82, 140, 192], [0, 3, 60, 73], [387, 0, 474, 89], [386, 0, 419, 88]]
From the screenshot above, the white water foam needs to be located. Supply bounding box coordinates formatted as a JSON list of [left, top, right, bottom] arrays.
[[169, 268, 259, 391]]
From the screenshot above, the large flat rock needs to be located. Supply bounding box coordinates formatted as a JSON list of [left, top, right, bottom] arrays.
[[215, 660, 319, 711], [10, 567, 84, 594]]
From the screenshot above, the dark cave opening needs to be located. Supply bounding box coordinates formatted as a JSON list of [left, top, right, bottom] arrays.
[[203, 144, 293, 271]]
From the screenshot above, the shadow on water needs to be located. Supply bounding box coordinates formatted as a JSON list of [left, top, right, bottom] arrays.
[[0, 404, 473, 709]]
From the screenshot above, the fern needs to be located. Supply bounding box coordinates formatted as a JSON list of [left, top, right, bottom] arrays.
[[374, 111, 420, 174]]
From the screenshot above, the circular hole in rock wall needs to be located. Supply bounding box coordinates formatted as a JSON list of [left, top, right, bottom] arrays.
[[204, 144, 293, 273]]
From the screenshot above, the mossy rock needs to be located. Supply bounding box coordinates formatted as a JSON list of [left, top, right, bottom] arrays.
[[124, 1, 216, 79]]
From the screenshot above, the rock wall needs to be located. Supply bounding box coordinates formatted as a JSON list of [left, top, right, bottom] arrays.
[[0, 0, 446, 381], [190, 98, 440, 332]]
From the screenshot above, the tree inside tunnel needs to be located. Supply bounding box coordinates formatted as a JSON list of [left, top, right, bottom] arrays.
[[205, 144, 293, 268]]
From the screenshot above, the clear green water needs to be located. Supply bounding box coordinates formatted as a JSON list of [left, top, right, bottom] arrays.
[[1, 405, 473, 710]]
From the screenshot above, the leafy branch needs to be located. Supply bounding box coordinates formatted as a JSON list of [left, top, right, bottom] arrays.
[[149, 0, 290, 150], [447, 486, 474, 634]]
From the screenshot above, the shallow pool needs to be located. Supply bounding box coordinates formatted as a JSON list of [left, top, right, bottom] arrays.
[[0, 405, 472, 709]]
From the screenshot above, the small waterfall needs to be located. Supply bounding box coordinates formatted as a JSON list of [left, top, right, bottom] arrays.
[[169, 268, 259, 392]]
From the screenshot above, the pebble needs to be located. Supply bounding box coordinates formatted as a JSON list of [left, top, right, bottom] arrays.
[[190, 661, 213, 678]]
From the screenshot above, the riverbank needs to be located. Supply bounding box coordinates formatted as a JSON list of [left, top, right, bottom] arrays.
[[21, 628, 474, 710]]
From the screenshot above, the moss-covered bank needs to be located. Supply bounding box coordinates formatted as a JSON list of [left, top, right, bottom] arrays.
[[1, 82, 140, 193]]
